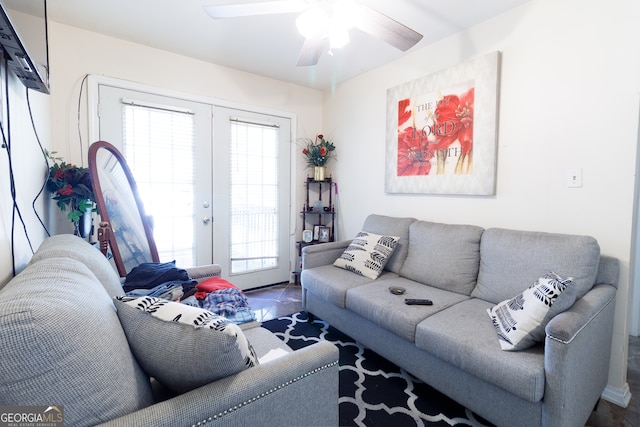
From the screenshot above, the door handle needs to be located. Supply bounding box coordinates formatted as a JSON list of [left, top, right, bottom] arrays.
[[203, 216, 212, 224]]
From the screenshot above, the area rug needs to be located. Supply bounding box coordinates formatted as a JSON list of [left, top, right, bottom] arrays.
[[261, 311, 493, 427]]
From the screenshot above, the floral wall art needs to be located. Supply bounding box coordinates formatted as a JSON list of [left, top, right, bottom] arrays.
[[385, 51, 500, 195]]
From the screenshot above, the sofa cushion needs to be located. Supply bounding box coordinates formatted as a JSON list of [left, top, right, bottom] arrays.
[[472, 228, 600, 303], [362, 214, 416, 274], [28, 234, 124, 297], [114, 296, 259, 394], [243, 326, 293, 361], [415, 298, 546, 403], [487, 272, 576, 350], [301, 265, 398, 308], [0, 257, 154, 426], [399, 221, 484, 296], [333, 231, 399, 279], [345, 278, 469, 342]]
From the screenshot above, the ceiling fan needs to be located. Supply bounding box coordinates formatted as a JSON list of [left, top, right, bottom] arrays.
[[203, 0, 423, 66]]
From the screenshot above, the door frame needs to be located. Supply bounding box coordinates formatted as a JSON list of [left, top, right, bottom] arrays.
[[86, 75, 299, 283]]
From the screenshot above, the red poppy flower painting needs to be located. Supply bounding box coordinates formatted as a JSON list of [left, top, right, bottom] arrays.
[[397, 126, 433, 176], [398, 98, 412, 128], [387, 51, 499, 195], [396, 88, 475, 176], [431, 87, 475, 174]]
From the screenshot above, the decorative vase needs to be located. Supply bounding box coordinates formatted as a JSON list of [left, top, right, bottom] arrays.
[[314, 166, 326, 181], [72, 199, 93, 238]]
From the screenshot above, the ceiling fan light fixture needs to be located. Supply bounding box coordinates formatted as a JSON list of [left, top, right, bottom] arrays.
[[295, 7, 327, 39], [332, 0, 363, 29], [204, 0, 424, 66], [329, 27, 349, 49]]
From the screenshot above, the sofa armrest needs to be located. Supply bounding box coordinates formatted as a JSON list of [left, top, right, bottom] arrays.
[[302, 240, 351, 269], [542, 284, 617, 427], [185, 264, 222, 283], [98, 340, 339, 427]]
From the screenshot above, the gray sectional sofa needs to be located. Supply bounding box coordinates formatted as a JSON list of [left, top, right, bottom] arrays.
[[0, 234, 339, 427], [301, 214, 619, 427]]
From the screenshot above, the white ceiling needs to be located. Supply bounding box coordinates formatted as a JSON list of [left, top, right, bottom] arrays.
[[46, 0, 531, 90]]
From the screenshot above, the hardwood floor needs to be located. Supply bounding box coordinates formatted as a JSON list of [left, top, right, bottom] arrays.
[[245, 282, 303, 323], [245, 283, 640, 426]]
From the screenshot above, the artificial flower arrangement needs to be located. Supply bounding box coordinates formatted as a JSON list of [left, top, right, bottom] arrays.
[[301, 134, 336, 167], [45, 150, 96, 223]]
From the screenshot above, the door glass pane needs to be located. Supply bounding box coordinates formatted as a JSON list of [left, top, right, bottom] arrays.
[[229, 120, 279, 274], [122, 101, 196, 267]]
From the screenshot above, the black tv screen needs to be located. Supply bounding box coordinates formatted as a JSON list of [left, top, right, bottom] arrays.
[[0, 0, 49, 93]]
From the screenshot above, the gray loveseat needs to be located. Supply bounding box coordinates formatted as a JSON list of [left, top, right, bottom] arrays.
[[0, 234, 339, 427], [301, 214, 619, 427]]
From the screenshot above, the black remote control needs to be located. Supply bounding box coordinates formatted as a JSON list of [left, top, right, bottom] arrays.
[[404, 298, 433, 305]]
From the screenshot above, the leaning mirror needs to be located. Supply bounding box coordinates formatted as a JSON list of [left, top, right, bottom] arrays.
[[88, 140, 159, 276]]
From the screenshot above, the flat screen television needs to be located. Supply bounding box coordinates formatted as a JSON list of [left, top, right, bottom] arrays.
[[0, 0, 49, 93]]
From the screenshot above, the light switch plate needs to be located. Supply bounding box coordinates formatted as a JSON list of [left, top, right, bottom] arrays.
[[567, 168, 582, 188]]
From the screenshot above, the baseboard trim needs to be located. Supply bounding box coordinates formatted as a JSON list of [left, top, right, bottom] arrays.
[[601, 383, 632, 407]]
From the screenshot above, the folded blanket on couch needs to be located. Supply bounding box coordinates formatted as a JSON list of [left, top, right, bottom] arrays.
[[123, 261, 191, 292]]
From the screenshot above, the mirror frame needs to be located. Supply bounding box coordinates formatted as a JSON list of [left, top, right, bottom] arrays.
[[88, 140, 159, 276]]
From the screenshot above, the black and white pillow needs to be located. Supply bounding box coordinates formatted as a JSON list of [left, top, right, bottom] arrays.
[[487, 272, 576, 351], [114, 296, 258, 393], [333, 231, 399, 280]]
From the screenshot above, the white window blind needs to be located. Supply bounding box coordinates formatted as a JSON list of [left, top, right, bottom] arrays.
[[229, 119, 280, 274], [121, 99, 196, 267]]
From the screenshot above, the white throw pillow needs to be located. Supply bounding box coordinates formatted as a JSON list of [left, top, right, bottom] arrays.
[[114, 296, 258, 393], [333, 231, 399, 279], [487, 272, 575, 351]]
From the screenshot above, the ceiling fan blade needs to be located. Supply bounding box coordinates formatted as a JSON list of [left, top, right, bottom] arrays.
[[203, 0, 307, 19], [296, 34, 326, 66], [356, 6, 423, 52]]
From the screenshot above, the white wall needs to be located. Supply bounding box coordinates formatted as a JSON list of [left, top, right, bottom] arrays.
[[0, 57, 52, 287], [323, 0, 639, 405]]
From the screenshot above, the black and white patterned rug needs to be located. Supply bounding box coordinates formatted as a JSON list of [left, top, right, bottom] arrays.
[[261, 311, 493, 427]]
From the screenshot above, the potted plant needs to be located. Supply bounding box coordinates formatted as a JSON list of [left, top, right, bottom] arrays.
[[45, 150, 96, 237], [301, 134, 336, 181]]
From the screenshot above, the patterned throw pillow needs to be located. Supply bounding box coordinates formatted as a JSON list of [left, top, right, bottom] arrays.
[[487, 272, 576, 351], [333, 231, 400, 280], [114, 296, 258, 393]]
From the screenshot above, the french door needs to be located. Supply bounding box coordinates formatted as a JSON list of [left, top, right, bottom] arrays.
[[95, 84, 213, 269], [213, 107, 291, 289], [90, 77, 291, 289]]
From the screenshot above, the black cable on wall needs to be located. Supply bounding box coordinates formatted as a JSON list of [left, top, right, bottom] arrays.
[[27, 87, 51, 237], [0, 53, 49, 276]]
